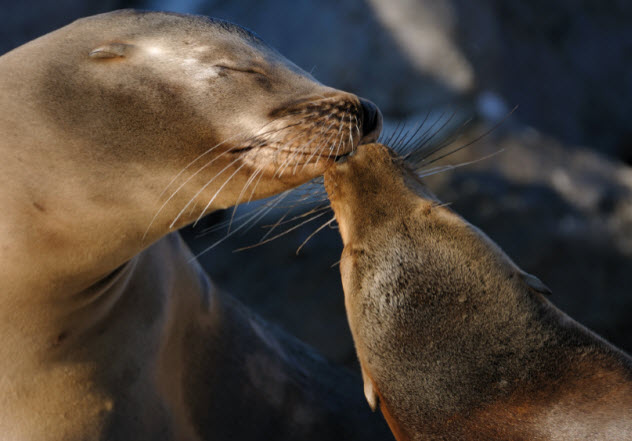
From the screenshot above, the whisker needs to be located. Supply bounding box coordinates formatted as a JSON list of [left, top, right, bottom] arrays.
[[143, 119, 304, 240], [193, 162, 248, 227], [278, 117, 336, 176], [347, 116, 354, 150], [306, 120, 338, 168], [408, 111, 453, 154], [416, 149, 505, 178], [393, 119, 426, 156], [300, 119, 334, 171], [256, 197, 329, 242], [417, 106, 517, 167], [239, 189, 294, 235], [159, 134, 239, 199], [404, 117, 473, 166], [233, 210, 330, 252], [391, 124, 411, 150], [273, 128, 317, 178], [283, 123, 326, 176], [329, 115, 345, 155], [291, 119, 333, 175], [262, 204, 331, 229], [295, 215, 335, 255], [169, 154, 243, 229], [353, 114, 361, 139], [159, 114, 304, 199], [331, 117, 347, 161], [190, 189, 293, 260], [227, 166, 264, 233], [143, 146, 235, 240]]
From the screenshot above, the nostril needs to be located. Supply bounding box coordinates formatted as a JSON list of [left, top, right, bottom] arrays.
[[359, 98, 382, 143], [360, 99, 377, 134]]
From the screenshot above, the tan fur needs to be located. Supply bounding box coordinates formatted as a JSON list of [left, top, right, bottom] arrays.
[[325, 143, 632, 441], [0, 10, 387, 440]]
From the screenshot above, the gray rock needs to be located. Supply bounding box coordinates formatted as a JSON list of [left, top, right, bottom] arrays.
[[450, 0, 632, 159]]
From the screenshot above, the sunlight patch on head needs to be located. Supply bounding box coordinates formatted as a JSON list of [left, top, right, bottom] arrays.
[[146, 45, 165, 56]]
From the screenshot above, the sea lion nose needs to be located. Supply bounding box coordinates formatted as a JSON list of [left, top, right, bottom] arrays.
[[359, 98, 383, 144]]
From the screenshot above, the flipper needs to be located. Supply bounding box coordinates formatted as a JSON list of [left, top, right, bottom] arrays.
[[361, 365, 379, 411], [520, 271, 552, 296]]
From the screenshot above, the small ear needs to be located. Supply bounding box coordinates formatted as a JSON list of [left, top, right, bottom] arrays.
[[89, 43, 134, 59], [361, 366, 379, 411], [520, 271, 552, 296]]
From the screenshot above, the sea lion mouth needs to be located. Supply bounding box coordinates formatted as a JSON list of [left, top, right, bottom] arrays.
[[334, 149, 357, 163]]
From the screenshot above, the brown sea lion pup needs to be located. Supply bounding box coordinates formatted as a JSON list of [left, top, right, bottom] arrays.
[[0, 10, 389, 441], [324, 143, 632, 441]]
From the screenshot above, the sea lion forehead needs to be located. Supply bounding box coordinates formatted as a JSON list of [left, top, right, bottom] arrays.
[[111, 10, 264, 43], [79, 10, 269, 58]]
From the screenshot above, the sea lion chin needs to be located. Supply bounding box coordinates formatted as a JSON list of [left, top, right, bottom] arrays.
[[325, 143, 632, 441]]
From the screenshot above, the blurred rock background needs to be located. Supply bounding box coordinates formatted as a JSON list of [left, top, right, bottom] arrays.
[[3, 0, 630, 365]]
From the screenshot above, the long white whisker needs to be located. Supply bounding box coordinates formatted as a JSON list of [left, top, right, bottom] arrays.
[[353, 114, 361, 138], [158, 116, 298, 199], [234, 210, 330, 252], [191, 189, 294, 260], [300, 119, 335, 171], [262, 204, 330, 229], [295, 215, 335, 255], [143, 118, 309, 240], [328, 116, 345, 160], [312, 122, 339, 166], [193, 162, 248, 226], [331, 117, 347, 160], [160, 135, 237, 199], [169, 154, 243, 229], [227, 166, 264, 233], [290, 127, 326, 175], [258, 203, 329, 242], [272, 127, 318, 178], [258, 210, 291, 242], [348, 116, 354, 149], [239, 190, 293, 235], [416, 149, 504, 178]]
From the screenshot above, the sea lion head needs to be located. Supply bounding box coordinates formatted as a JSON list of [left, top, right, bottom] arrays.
[[2, 9, 382, 235], [324, 143, 437, 245]]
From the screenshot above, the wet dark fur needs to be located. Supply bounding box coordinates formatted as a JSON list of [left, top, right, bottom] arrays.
[[325, 143, 632, 441]]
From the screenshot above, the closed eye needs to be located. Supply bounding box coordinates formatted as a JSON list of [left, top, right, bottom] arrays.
[[215, 65, 267, 77]]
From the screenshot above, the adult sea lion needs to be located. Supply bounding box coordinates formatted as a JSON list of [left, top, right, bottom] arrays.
[[0, 10, 389, 441], [325, 143, 632, 441]]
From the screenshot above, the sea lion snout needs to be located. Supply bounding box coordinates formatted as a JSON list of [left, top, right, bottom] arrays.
[[325, 143, 412, 245]]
